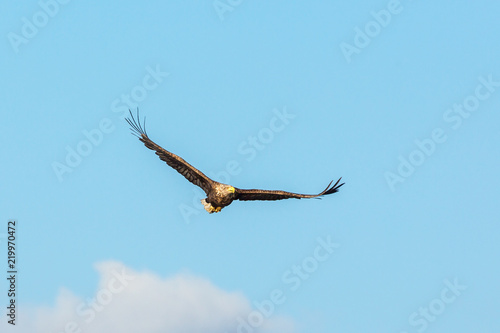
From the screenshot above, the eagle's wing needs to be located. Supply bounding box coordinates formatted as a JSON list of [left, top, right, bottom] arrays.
[[235, 178, 344, 201], [126, 110, 213, 195]]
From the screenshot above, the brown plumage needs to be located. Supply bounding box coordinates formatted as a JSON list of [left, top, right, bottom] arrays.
[[126, 110, 344, 213]]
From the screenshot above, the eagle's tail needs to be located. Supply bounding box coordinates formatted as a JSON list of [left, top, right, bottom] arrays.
[[201, 199, 222, 213]]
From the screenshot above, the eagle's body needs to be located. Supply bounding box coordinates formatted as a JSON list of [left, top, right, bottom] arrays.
[[201, 183, 236, 213], [126, 111, 344, 213]]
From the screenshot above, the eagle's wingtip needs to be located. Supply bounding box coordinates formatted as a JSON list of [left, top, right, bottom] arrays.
[[322, 177, 344, 196], [126, 108, 148, 138]]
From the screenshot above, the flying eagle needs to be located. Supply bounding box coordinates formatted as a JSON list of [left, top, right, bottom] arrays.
[[126, 110, 344, 213]]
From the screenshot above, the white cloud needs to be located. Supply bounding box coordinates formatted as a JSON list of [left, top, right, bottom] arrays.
[[2, 261, 294, 333]]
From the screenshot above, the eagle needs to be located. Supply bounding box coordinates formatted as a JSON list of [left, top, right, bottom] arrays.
[[126, 110, 344, 213]]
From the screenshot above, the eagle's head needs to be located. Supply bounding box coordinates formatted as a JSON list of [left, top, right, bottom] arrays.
[[221, 184, 236, 197]]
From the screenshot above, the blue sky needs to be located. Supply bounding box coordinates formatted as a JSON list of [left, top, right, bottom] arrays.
[[1, 1, 499, 332]]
